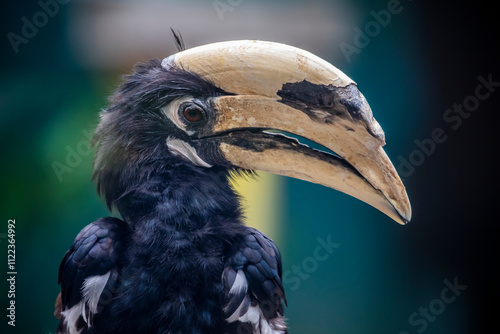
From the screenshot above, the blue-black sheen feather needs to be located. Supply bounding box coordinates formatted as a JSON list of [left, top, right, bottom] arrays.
[[223, 227, 286, 323], [58, 217, 128, 310]]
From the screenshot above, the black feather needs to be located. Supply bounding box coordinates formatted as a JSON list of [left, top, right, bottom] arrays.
[[58, 217, 128, 314], [170, 28, 185, 52], [223, 228, 286, 324]]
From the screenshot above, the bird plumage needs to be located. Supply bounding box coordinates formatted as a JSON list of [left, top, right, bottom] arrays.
[[56, 59, 286, 333], [57, 168, 287, 333], [56, 40, 411, 334]]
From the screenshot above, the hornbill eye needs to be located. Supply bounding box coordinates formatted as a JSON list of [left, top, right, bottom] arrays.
[[181, 104, 204, 123]]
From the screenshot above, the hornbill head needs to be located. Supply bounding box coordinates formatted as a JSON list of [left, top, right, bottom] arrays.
[[93, 40, 411, 224]]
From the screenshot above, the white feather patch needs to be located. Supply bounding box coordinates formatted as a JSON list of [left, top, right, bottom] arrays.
[[82, 272, 111, 319], [225, 296, 248, 323], [61, 301, 85, 334], [225, 270, 250, 322], [233, 304, 285, 334], [229, 270, 248, 295], [167, 137, 212, 167], [225, 270, 285, 333], [61, 272, 111, 334]]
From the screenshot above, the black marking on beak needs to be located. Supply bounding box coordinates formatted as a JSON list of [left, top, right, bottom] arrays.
[[277, 81, 383, 140]]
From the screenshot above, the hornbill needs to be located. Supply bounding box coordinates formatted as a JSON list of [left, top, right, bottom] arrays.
[[54, 40, 411, 334]]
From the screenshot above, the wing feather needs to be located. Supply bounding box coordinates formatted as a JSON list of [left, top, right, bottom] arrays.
[[222, 227, 287, 334], [56, 217, 128, 334]]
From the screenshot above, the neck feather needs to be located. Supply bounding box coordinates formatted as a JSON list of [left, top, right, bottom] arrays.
[[112, 163, 243, 230]]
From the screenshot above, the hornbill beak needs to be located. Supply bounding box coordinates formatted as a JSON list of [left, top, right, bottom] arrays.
[[163, 40, 411, 224]]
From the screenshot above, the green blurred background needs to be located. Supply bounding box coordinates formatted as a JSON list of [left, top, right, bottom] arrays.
[[1, 0, 498, 333]]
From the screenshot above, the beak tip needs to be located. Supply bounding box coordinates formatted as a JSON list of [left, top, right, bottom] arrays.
[[397, 206, 412, 225]]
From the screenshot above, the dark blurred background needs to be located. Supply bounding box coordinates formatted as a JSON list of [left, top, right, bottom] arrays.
[[1, 0, 498, 333]]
